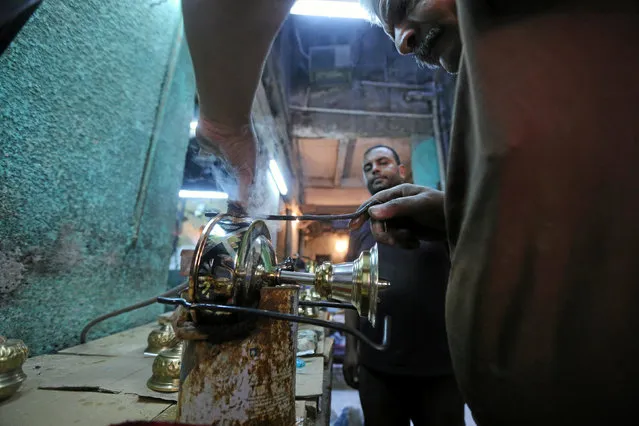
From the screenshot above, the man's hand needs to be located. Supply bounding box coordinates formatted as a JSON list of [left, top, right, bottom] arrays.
[[196, 119, 256, 206], [349, 183, 446, 248]]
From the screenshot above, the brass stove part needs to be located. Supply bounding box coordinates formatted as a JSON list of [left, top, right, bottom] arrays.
[[298, 287, 321, 317], [277, 245, 390, 328], [144, 316, 177, 356], [147, 340, 183, 393], [0, 337, 28, 402], [187, 213, 389, 329], [188, 214, 275, 324]]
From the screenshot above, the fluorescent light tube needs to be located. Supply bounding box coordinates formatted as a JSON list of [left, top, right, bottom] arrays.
[[179, 190, 228, 199], [290, 0, 368, 19], [269, 160, 288, 196]]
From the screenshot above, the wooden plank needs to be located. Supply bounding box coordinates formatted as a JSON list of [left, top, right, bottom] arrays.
[[295, 400, 307, 425], [0, 390, 171, 426], [1, 355, 171, 426], [59, 322, 158, 357], [295, 356, 324, 398], [316, 351, 334, 426], [37, 354, 177, 402], [322, 337, 334, 365], [153, 404, 178, 422]]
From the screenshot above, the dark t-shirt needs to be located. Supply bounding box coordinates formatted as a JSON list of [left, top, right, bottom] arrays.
[[445, 2, 639, 424], [347, 220, 453, 377]]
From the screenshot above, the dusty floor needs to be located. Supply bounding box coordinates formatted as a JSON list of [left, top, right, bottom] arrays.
[[330, 364, 477, 426]]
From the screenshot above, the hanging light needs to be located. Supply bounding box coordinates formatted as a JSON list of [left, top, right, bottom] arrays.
[[290, 0, 368, 20]]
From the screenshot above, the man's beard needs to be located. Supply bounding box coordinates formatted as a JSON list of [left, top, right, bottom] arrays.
[[367, 177, 399, 195], [414, 27, 442, 70]]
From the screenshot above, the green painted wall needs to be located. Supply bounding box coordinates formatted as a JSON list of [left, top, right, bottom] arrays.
[[411, 136, 442, 190], [0, 0, 195, 355]]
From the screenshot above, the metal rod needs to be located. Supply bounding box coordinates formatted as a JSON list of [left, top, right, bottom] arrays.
[[80, 281, 188, 343], [278, 270, 316, 285], [204, 198, 380, 221], [157, 297, 390, 351], [298, 300, 356, 310], [289, 105, 432, 120]]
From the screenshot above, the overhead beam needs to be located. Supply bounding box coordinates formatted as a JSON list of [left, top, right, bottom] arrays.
[[305, 176, 363, 188], [291, 111, 433, 139], [289, 105, 432, 120], [333, 138, 352, 187], [305, 187, 370, 207]]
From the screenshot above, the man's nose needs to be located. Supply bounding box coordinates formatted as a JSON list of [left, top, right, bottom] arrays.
[[394, 25, 416, 55]]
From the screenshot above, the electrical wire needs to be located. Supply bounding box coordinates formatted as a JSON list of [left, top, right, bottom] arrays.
[[158, 297, 391, 351], [79, 281, 188, 344]]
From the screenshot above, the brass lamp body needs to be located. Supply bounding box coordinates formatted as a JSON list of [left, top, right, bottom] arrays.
[[188, 213, 389, 328]]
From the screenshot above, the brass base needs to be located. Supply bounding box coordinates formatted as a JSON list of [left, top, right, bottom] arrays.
[[146, 376, 180, 393], [0, 368, 26, 401], [147, 343, 183, 393]]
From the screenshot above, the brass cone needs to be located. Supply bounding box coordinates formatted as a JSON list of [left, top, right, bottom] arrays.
[[147, 340, 183, 393]]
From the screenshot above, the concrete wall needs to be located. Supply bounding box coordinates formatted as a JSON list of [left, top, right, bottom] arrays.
[[0, 0, 195, 355]]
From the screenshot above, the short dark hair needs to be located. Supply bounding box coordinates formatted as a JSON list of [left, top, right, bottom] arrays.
[[363, 145, 401, 165]]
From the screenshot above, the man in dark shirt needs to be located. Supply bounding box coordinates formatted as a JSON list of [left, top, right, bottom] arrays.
[[343, 145, 464, 426]]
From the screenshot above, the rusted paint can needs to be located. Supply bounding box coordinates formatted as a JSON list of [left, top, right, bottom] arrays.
[[177, 286, 299, 425]]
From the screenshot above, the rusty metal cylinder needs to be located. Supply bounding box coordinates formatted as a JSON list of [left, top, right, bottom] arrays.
[[177, 286, 299, 425]]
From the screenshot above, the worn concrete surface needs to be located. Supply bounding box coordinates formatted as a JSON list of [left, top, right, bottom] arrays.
[[0, 0, 195, 355]]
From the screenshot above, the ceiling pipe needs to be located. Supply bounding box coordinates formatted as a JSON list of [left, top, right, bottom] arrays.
[[359, 80, 435, 93], [289, 105, 432, 119]]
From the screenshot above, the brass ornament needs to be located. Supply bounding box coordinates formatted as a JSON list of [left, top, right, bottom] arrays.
[[147, 340, 183, 393], [0, 336, 29, 401], [145, 316, 177, 356]]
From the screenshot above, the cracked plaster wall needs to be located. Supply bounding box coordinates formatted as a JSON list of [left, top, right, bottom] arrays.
[[0, 0, 195, 355]]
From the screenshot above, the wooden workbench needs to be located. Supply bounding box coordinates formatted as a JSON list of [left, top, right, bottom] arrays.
[[0, 321, 333, 426]]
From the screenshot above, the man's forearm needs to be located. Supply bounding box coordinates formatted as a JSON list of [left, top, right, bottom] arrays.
[[182, 0, 294, 129], [181, 0, 294, 205]]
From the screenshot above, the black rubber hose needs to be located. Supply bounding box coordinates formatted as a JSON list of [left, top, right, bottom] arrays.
[[79, 281, 188, 344]]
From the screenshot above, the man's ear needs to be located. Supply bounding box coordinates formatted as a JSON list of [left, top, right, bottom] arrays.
[[398, 164, 406, 179]]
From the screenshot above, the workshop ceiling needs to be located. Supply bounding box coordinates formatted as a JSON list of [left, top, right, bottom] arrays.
[[265, 15, 441, 215], [298, 137, 413, 210]]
